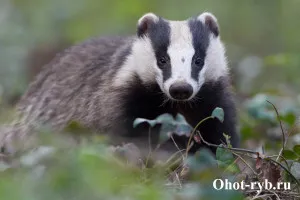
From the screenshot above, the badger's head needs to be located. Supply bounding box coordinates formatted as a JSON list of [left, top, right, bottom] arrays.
[[115, 12, 228, 101]]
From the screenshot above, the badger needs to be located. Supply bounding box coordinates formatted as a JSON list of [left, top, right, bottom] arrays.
[[0, 12, 239, 155]]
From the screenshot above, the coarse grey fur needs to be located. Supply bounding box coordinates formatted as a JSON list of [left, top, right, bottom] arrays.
[[19, 36, 134, 132], [0, 37, 137, 152]]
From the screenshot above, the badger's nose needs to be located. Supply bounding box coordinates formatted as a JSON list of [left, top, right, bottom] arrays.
[[169, 82, 193, 100]]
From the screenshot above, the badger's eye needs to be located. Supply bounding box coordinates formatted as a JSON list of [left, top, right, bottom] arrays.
[[158, 57, 167, 66], [194, 57, 204, 66]]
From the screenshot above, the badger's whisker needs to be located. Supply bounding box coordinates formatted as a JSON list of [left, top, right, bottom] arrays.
[[188, 101, 193, 109], [159, 97, 170, 107]]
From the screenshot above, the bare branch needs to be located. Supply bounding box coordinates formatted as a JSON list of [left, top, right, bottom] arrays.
[[185, 116, 214, 156], [197, 131, 259, 155], [266, 100, 285, 161]]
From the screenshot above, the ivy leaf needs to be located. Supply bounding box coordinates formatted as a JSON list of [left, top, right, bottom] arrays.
[[155, 113, 174, 124], [185, 148, 217, 173], [216, 147, 239, 173], [134, 113, 193, 144], [224, 162, 240, 173], [211, 107, 224, 123], [133, 118, 157, 128], [293, 145, 300, 155], [159, 123, 176, 144], [175, 124, 192, 136], [175, 113, 186, 123], [282, 149, 299, 160], [133, 114, 174, 128]]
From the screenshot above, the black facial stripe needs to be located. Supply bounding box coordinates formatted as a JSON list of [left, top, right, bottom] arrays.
[[160, 56, 172, 82], [147, 18, 171, 82], [188, 18, 210, 81]]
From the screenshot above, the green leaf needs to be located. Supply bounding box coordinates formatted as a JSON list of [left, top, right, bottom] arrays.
[[175, 124, 192, 136], [175, 113, 186, 123], [133, 118, 157, 128], [293, 145, 300, 155], [134, 113, 192, 144], [224, 162, 240, 173], [216, 147, 239, 173], [212, 107, 224, 122], [133, 114, 174, 128], [155, 113, 174, 124], [282, 149, 299, 160], [186, 148, 217, 173], [159, 123, 176, 144]]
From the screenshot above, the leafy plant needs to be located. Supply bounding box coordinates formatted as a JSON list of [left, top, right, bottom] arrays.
[[133, 113, 193, 144]]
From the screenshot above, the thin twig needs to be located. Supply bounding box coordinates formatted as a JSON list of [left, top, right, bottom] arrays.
[[266, 189, 280, 200], [145, 143, 161, 167], [251, 193, 275, 200], [164, 149, 186, 167], [197, 131, 259, 155], [250, 185, 263, 200], [232, 151, 258, 176], [175, 172, 182, 189], [170, 135, 184, 157], [148, 127, 152, 153], [145, 127, 152, 167], [186, 141, 194, 153], [266, 100, 285, 162], [286, 121, 299, 142], [185, 116, 214, 157], [266, 155, 289, 170]]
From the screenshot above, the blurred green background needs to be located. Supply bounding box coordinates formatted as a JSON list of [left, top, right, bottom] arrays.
[[0, 0, 300, 149]]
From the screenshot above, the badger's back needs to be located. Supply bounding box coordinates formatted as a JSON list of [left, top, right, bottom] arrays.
[[17, 36, 133, 130]]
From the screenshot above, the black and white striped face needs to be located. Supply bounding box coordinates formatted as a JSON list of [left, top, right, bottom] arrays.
[[136, 12, 228, 101]]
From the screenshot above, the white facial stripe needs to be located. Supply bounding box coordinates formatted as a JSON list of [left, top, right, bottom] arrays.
[[113, 38, 157, 87], [203, 35, 228, 81], [162, 20, 228, 100], [163, 21, 198, 99]]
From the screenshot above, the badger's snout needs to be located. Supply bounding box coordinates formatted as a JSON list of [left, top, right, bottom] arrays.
[[169, 82, 193, 100]]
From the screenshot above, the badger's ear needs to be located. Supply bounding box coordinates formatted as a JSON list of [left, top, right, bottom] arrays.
[[137, 13, 159, 37], [197, 12, 219, 37]]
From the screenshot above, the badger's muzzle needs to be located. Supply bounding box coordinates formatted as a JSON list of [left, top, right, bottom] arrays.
[[169, 82, 193, 100]]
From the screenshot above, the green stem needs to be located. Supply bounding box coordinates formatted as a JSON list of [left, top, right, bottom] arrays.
[[185, 116, 214, 157]]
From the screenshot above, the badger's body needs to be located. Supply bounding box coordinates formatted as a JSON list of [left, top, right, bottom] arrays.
[[1, 12, 239, 154]]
